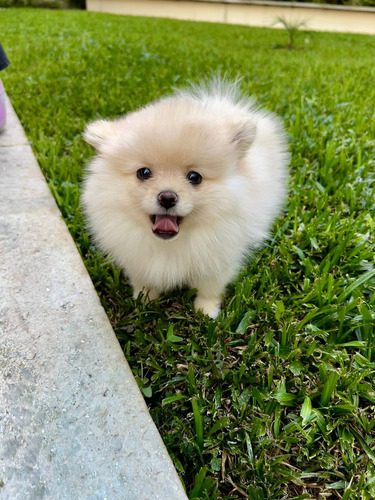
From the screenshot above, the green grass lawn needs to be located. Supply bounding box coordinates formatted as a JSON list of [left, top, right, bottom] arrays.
[[2, 8, 375, 499]]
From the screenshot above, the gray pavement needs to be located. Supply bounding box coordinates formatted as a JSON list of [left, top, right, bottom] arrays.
[[0, 96, 188, 500]]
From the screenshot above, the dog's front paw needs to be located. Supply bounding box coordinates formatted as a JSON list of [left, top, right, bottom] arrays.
[[133, 286, 160, 302], [194, 296, 221, 319]]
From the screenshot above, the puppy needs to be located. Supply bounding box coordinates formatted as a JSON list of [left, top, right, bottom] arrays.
[[82, 79, 289, 318]]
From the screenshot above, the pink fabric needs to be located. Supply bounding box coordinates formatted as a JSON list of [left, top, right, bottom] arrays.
[[0, 78, 6, 132]]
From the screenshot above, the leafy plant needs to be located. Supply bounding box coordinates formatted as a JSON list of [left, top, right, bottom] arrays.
[[273, 16, 309, 50], [0, 0, 81, 7]]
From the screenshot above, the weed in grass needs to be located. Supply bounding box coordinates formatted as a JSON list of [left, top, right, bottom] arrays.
[[2, 9, 375, 499], [273, 16, 309, 51]]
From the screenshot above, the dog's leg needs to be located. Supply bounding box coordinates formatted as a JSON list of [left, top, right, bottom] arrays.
[[132, 283, 160, 302], [192, 279, 226, 319]]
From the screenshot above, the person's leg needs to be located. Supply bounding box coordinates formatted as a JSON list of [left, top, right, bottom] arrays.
[[0, 78, 6, 132]]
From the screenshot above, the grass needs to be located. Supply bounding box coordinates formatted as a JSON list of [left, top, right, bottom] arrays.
[[2, 8, 375, 499]]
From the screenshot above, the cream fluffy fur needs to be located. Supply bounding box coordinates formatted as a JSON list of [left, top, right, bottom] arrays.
[[82, 80, 289, 318]]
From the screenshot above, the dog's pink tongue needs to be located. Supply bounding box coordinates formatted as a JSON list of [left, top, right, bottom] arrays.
[[152, 214, 179, 233]]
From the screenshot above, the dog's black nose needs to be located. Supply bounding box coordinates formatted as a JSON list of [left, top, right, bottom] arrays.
[[157, 191, 179, 209]]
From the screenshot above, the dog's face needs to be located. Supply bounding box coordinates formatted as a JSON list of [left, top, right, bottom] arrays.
[[84, 98, 256, 241]]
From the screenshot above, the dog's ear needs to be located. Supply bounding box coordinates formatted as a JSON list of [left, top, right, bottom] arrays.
[[83, 120, 115, 151], [231, 117, 257, 157]]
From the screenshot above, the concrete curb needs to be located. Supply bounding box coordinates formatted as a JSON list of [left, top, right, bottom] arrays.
[[0, 96, 188, 500]]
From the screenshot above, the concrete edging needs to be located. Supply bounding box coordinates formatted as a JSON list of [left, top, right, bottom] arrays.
[[86, 0, 375, 35], [0, 96, 187, 500]]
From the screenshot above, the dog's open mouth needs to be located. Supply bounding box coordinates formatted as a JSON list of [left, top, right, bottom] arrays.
[[150, 214, 183, 240]]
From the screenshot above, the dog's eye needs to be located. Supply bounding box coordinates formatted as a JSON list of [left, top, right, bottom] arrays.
[[186, 171, 202, 185], [137, 167, 152, 181]]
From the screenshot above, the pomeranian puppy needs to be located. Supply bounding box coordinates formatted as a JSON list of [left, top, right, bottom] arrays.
[[82, 79, 289, 318]]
